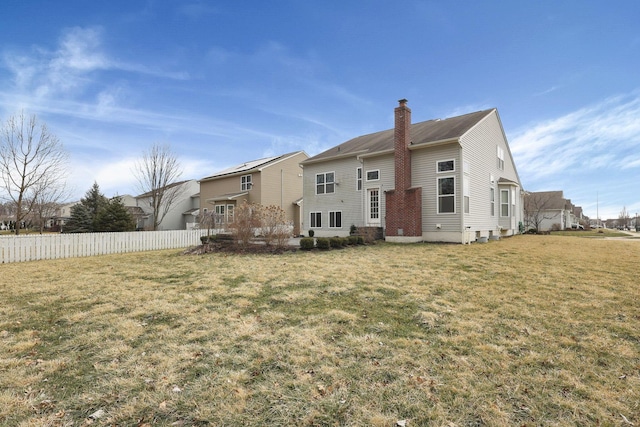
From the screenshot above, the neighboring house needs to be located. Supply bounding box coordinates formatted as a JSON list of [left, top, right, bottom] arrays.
[[135, 180, 200, 230], [53, 201, 80, 229], [199, 151, 309, 235], [301, 99, 523, 243], [119, 194, 150, 230], [183, 193, 201, 230], [523, 190, 580, 231]]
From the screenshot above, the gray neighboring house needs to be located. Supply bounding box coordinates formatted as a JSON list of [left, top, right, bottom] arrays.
[[301, 99, 523, 243], [524, 190, 583, 231], [133, 180, 200, 230]]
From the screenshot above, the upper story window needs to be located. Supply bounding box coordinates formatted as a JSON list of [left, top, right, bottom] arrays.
[[356, 167, 362, 191], [437, 160, 455, 173], [316, 172, 335, 195], [366, 170, 380, 181], [241, 174, 252, 191], [497, 146, 505, 171]]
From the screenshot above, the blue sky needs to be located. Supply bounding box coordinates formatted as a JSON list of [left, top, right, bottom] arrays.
[[1, 1, 639, 220]]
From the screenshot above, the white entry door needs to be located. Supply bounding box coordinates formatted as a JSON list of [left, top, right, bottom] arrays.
[[367, 188, 381, 225]]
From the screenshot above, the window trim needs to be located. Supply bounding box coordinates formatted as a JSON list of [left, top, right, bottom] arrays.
[[490, 187, 495, 217], [310, 211, 322, 228], [367, 187, 381, 224], [437, 159, 456, 173], [356, 167, 362, 191], [496, 146, 505, 171], [241, 174, 252, 191], [315, 171, 335, 195], [366, 169, 380, 181], [500, 189, 510, 217], [463, 161, 470, 214], [329, 211, 342, 228], [437, 176, 456, 214]]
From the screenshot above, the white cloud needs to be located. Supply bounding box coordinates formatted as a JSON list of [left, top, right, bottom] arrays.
[[509, 91, 640, 180], [2, 26, 188, 103]]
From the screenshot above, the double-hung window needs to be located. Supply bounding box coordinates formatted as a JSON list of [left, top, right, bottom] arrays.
[[500, 189, 510, 217], [437, 160, 455, 214], [329, 211, 342, 228], [316, 172, 335, 194], [310, 212, 322, 228], [438, 177, 455, 213], [241, 174, 252, 191], [356, 167, 362, 191]]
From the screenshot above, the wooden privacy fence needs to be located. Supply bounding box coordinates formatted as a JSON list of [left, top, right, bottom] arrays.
[[0, 230, 209, 264]]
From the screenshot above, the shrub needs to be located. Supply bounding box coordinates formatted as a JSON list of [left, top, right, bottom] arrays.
[[262, 205, 291, 248], [330, 237, 343, 248], [348, 235, 358, 245], [308, 229, 315, 237], [316, 237, 330, 250], [228, 201, 261, 246], [350, 224, 357, 235], [357, 236, 365, 245], [300, 237, 315, 250]]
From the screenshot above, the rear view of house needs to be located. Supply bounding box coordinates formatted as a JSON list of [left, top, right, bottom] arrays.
[[301, 100, 523, 243], [199, 151, 308, 235]]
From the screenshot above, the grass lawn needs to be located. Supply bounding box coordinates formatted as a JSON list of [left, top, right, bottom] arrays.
[[0, 235, 638, 426]]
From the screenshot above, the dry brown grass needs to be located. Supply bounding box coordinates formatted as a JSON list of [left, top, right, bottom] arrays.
[[1, 235, 638, 426]]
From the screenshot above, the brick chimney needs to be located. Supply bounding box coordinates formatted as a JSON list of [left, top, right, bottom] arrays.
[[394, 99, 412, 193], [385, 99, 422, 240]]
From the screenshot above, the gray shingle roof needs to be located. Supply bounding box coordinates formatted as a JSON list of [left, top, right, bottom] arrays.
[[303, 109, 495, 164]]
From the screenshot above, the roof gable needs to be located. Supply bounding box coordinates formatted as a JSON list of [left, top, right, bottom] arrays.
[[303, 109, 495, 164], [200, 151, 305, 181]]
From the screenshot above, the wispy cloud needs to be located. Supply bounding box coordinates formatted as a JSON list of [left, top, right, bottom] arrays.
[[533, 85, 561, 97], [509, 91, 640, 180], [2, 26, 187, 102]]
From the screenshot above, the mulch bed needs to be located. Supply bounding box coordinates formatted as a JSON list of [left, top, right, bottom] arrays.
[[184, 241, 297, 255]]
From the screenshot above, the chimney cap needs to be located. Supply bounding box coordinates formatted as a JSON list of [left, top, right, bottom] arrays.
[[398, 98, 408, 106]]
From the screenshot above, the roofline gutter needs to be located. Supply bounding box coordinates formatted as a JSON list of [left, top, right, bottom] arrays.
[[408, 137, 459, 150], [301, 149, 369, 166]]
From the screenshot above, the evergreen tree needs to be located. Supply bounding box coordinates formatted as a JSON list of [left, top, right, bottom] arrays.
[[95, 196, 135, 232], [63, 183, 134, 233], [64, 203, 93, 233], [81, 182, 108, 230]]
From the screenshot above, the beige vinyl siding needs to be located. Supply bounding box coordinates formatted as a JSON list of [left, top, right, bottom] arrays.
[[361, 154, 394, 229], [459, 110, 521, 233], [199, 174, 252, 211], [259, 152, 306, 222], [302, 157, 364, 236], [411, 142, 461, 232]]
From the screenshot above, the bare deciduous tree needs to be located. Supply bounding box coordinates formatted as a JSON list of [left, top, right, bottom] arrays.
[[0, 112, 68, 235], [30, 177, 70, 233], [618, 206, 630, 229], [523, 191, 558, 232], [133, 143, 184, 231]]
